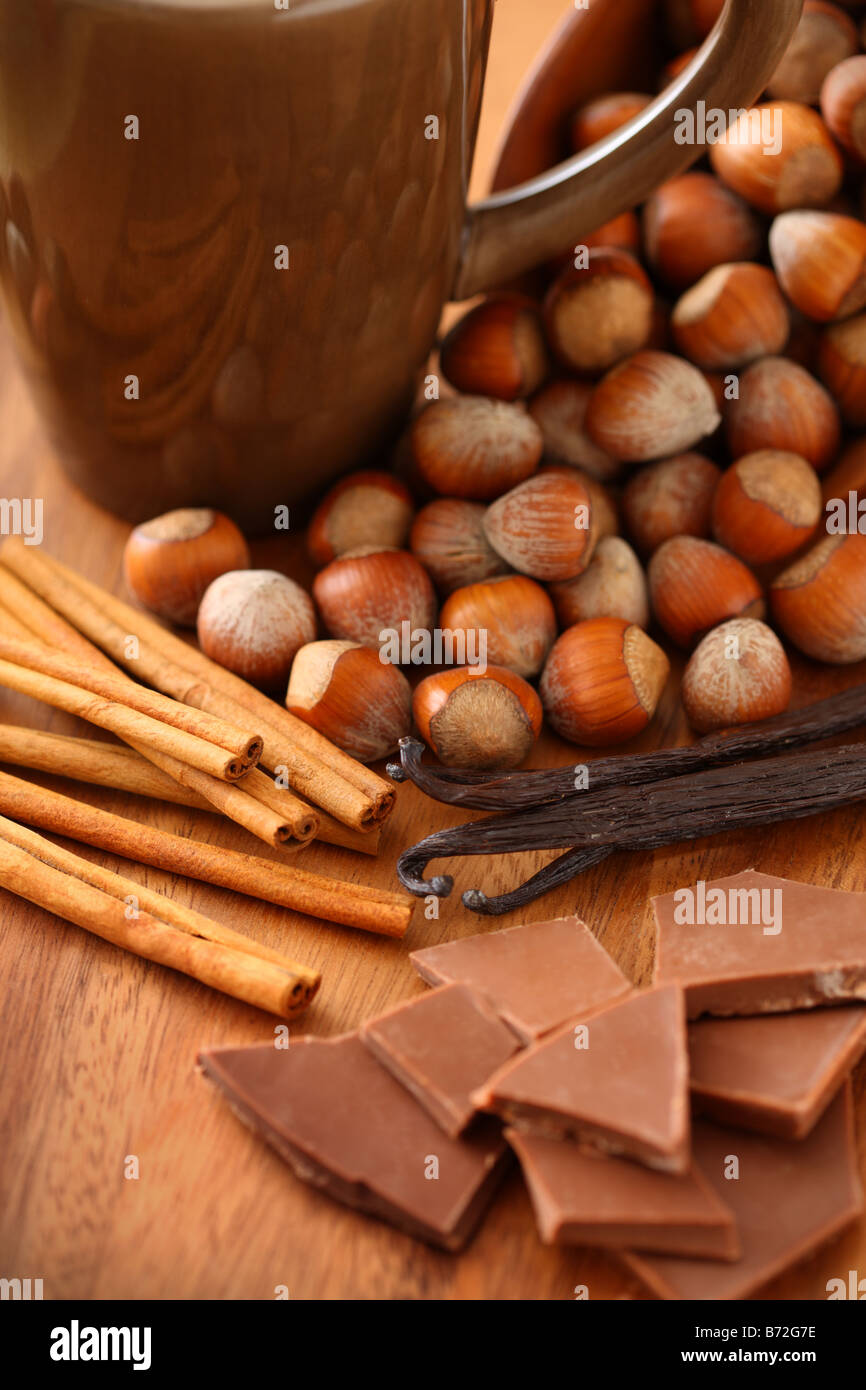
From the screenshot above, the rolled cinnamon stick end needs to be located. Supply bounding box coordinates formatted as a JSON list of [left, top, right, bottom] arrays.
[[129, 743, 311, 849], [0, 725, 380, 856], [0, 833, 319, 1017], [237, 766, 320, 842]]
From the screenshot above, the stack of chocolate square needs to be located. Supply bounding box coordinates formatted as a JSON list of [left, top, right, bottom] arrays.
[[199, 871, 866, 1296]]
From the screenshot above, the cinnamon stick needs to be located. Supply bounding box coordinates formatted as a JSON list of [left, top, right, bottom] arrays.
[[0, 770, 413, 937], [0, 810, 312, 973], [0, 831, 317, 1018], [1, 541, 392, 830], [0, 566, 101, 662], [304, 807, 382, 856], [126, 742, 312, 848], [234, 766, 318, 841], [0, 653, 250, 783], [0, 725, 379, 856], [0, 578, 317, 847], [0, 630, 262, 767]]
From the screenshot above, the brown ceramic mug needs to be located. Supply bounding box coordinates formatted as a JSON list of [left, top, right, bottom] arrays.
[[0, 0, 801, 531]]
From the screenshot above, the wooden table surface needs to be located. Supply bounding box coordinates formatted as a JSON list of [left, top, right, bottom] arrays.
[[1, 1, 865, 1302]]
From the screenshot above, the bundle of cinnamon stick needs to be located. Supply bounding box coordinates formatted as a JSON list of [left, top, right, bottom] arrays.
[[0, 811, 320, 1018], [0, 539, 416, 1006]]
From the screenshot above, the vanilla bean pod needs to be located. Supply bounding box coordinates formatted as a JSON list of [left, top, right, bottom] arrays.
[[387, 683, 866, 811], [461, 846, 614, 915], [395, 744, 866, 899]]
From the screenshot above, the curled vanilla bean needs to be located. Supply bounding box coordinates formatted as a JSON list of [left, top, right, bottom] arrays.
[[388, 684, 866, 812], [461, 846, 614, 915], [396, 744, 866, 904]]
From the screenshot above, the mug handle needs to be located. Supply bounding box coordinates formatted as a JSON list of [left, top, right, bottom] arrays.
[[454, 0, 804, 299]]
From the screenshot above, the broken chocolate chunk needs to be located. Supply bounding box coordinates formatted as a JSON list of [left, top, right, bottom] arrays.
[[623, 1083, 862, 1301], [689, 1005, 866, 1139], [508, 1127, 740, 1260], [653, 870, 866, 1017], [474, 985, 690, 1173], [361, 983, 521, 1137], [410, 915, 631, 1043], [199, 1032, 509, 1251]]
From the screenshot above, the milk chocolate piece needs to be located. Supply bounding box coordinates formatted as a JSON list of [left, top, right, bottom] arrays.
[[198, 1033, 508, 1251], [653, 870, 866, 1017], [689, 1006, 866, 1139], [623, 1083, 862, 1300], [507, 1129, 740, 1260], [361, 984, 521, 1138], [474, 985, 691, 1173], [410, 915, 631, 1043]]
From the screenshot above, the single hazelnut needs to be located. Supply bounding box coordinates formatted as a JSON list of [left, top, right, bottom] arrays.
[[569, 92, 651, 151], [671, 263, 790, 370], [413, 665, 543, 770], [622, 453, 722, 556], [820, 53, 866, 160], [769, 211, 866, 323], [439, 294, 549, 400], [681, 618, 793, 734], [818, 310, 866, 425], [529, 379, 620, 482], [586, 350, 721, 461], [307, 470, 414, 567], [312, 546, 437, 652], [482, 470, 596, 581], [409, 498, 510, 595], [549, 536, 650, 628], [538, 466, 619, 541], [648, 536, 765, 648], [540, 616, 670, 747], [770, 532, 866, 663], [123, 507, 250, 626], [710, 102, 843, 214], [286, 640, 412, 762], [766, 2, 858, 105], [197, 569, 315, 690], [439, 573, 557, 679], [724, 357, 841, 473], [642, 172, 762, 291], [712, 450, 822, 565], [410, 395, 543, 500], [543, 248, 655, 375]]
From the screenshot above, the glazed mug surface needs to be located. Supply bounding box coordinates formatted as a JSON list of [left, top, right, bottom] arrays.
[[0, 0, 802, 530]]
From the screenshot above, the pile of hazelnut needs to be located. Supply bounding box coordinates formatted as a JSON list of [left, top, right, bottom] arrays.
[[124, 1, 866, 774]]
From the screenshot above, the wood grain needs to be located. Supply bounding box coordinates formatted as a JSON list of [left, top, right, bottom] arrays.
[[1, 0, 864, 1301]]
